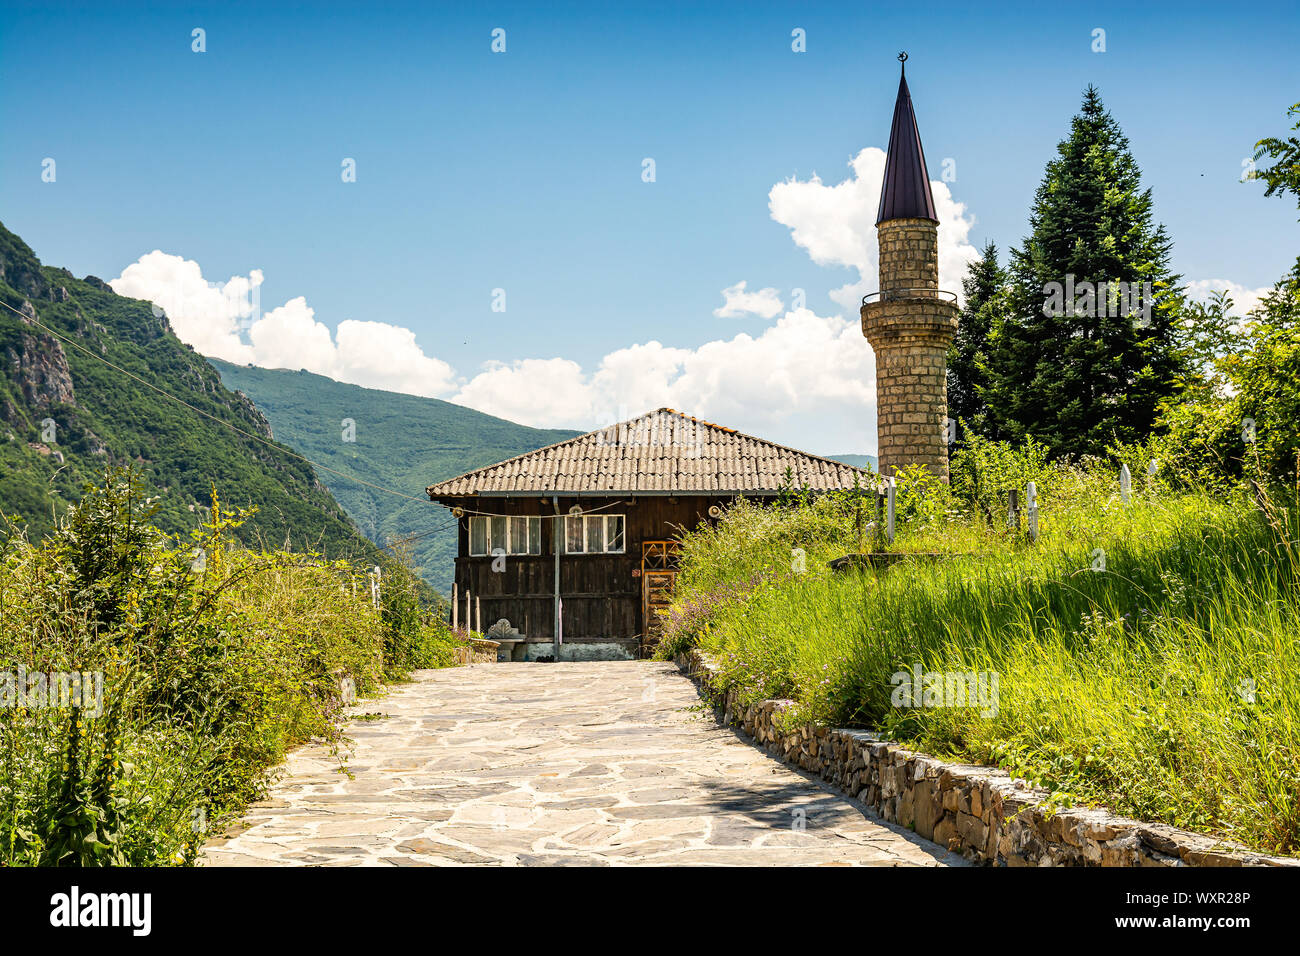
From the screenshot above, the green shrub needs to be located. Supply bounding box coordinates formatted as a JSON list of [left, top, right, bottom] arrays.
[[0, 467, 463, 866], [1157, 261, 1300, 489]]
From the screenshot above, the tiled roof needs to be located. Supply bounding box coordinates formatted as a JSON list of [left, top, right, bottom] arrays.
[[425, 408, 870, 497]]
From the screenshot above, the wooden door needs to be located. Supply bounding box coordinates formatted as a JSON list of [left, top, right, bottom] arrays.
[[642, 571, 676, 636], [640, 540, 680, 656]]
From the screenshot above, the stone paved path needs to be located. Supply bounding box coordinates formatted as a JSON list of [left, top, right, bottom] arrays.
[[201, 662, 965, 866]]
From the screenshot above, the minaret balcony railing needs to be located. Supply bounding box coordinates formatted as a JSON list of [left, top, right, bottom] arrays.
[[861, 289, 958, 305]]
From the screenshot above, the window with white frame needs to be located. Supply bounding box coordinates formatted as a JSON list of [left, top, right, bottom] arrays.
[[468, 515, 542, 556], [562, 514, 625, 554]]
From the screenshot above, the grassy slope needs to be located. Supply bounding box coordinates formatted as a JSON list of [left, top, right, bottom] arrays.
[[663, 476, 1300, 855], [209, 359, 578, 593], [0, 221, 384, 569]]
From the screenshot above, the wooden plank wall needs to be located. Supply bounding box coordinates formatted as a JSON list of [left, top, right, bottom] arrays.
[[449, 495, 720, 639]]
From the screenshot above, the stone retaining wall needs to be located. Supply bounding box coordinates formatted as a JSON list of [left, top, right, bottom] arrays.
[[676, 649, 1296, 868], [455, 638, 500, 665]]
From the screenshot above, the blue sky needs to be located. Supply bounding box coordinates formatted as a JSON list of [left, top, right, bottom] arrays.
[[2, 0, 1297, 454]]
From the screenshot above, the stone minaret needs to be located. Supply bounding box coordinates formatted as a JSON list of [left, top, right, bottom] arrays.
[[861, 54, 959, 482]]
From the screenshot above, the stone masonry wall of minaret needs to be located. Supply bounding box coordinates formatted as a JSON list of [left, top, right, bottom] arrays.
[[861, 217, 959, 482]]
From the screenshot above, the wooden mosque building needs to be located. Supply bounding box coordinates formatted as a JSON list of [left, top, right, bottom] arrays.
[[426, 409, 868, 660]]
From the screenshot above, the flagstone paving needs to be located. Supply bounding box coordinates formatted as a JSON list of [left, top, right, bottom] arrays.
[[201, 661, 965, 867]]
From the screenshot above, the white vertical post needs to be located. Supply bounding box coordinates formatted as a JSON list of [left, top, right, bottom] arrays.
[[370, 566, 381, 608], [885, 477, 896, 544], [452, 583, 458, 630], [1119, 463, 1131, 505], [465, 589, 471, 633], [1026, 481, 1038, 543], [475, 596, 481, 636]]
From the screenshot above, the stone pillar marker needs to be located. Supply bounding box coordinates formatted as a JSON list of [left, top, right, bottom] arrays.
[[861, 53, 959, 482]]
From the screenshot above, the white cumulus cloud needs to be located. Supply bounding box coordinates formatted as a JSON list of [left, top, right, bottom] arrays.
[[110, 252, 456, 397], [1184, 278, 1272, 318], [451, 308, 876, 453], [452, 357, 595, 428], [110, 251, 261, 363], [768, 147, 980, 311], [713, 280, 784, 319]]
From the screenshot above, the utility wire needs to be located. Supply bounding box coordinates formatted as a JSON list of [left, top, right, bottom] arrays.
[[381, 518, 462, 551]]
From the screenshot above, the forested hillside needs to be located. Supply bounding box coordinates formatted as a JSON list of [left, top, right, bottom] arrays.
[[0, 221, 382, 568]]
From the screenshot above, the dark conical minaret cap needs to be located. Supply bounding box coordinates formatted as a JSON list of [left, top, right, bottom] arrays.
[[876, 52, 938, 225]]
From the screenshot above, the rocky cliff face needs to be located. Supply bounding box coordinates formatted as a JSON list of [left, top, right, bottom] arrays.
[[230, 388, 276, 441], [4, 310, 76, 411], [0, 232, 50, 301]]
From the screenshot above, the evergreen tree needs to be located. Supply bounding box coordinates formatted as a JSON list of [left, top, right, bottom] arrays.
[[947, 241, 1006, 438], [984, 87, 1188, 457]]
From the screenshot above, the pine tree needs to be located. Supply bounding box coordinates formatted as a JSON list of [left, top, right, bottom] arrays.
[[984, 87, 1188, 457], [947, 241, 1006, 439]]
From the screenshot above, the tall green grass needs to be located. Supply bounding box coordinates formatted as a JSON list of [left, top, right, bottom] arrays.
[[659, 462, 1300, 855], [0, 468, 466, 866]]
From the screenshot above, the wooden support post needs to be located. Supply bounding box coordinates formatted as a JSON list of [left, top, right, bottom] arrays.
[[451, 583, 458, 630], [1008, 488, 1020, 531], [475, 595, 481, 636], [1120, 463, 1131, 505], [465, 589, 471, 634]]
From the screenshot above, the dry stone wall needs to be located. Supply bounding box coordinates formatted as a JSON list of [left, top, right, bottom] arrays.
[[676, 649, 1296, 868], [454, 638, 500, 665]]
